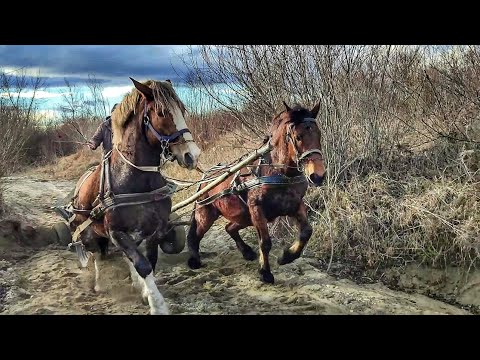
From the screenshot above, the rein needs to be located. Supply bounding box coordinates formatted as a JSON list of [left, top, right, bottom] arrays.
[[196, 172, 307, 207], [114, 144, 163, 172]]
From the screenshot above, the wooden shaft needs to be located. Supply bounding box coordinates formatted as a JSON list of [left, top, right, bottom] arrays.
[[171, 142, 272, 212]]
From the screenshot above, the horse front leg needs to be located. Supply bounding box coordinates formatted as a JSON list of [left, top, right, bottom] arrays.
[[278, 201, 312, 266], [249, 204, 274, 284], [109, 230, 169, 315]]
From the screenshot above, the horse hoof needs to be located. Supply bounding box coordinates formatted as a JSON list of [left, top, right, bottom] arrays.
[[277, 249, 297, 266], [188, 257, 202, 269], [242, 248, 257, 261], [259, 269, 274, 284], [150, 308, 169, 315]]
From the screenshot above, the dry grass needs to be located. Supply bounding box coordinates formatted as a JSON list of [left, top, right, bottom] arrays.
[[28, 148, 102, 180], [186, 111, 240, 150], [304, 173, 480, 272]]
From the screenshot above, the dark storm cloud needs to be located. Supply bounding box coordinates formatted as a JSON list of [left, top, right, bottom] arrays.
[[0, 45, 198, 87], [0, 75, 110, 88]]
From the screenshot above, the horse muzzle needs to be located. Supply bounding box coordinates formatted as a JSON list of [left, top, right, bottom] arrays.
[[174, 151, 197, 170], [308, 173, 324, 186]]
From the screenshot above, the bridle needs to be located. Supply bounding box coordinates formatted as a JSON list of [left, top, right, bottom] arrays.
[[142, 101, 191, 161], [285, 117, 324, 181]]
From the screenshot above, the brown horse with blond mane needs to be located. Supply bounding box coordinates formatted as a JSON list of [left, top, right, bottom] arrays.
[[69, 77, 201, 314]]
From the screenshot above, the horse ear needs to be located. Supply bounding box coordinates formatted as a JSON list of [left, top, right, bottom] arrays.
[[282, 101, 291, 112], [129, 77, 154, 101], [165, 79, 172, 84], [310, 101, 320, 119]]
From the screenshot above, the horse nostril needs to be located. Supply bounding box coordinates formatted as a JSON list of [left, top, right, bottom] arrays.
[[309, 173, 324, 186], [184, 153, 194, 167]]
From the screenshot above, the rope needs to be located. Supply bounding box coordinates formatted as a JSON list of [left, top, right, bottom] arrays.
[[115, 144, 162, 172]]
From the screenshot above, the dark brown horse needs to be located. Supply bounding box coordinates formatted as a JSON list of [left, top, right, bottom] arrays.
[[187, 102, 325, 284], [70, 77, 201, 314]]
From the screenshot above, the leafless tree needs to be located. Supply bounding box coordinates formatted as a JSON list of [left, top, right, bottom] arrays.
[[0, 68, 44, 176], [180, 45, 480, 183], [59, 76, 110, 144]]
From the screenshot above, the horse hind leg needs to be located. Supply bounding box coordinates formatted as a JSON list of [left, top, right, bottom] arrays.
[[88, 252, 103, 293], [249, 204, 274, 284], [187, 205, 219, 269], [97, 237, 109, 260], [145, 219, 169, 273], [225, 222, 257, 261], [110, 230, 168, 315]]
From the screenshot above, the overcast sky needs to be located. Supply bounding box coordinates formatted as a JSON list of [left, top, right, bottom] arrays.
[[0, 45, 200, 118]]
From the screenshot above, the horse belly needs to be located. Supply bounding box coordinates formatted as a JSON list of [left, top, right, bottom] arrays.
[[106, 202, 170, 238], [262, 192, 302, 221], [215, 195, 251, 224]]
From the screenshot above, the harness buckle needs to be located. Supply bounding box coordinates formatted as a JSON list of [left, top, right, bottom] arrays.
[[103, 196, 115, 208], [90, 207, 102, 220], [90, 201, 109, 220], [164, 152, 175, 162]]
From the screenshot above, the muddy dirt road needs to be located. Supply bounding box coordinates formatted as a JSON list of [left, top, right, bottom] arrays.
[[0, 175, 472, 315]]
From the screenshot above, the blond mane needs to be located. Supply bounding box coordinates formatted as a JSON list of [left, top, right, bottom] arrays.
[[111, 79, 186, 146]]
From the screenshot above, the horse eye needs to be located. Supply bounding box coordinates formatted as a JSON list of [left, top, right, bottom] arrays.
[[296, 134, 302, 141]]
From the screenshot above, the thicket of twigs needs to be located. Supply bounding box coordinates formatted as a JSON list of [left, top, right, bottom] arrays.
[[180, 45, 480, 271], [0, 71, 107, 214]]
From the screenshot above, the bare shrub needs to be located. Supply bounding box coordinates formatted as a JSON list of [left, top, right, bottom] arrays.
[[0, 70, 44, 175], [305, 175, 480, 271], [0, 71, 109, 216], [182, 46, 480, 180], [0, 69, 44, 215], [179, 45, 480, 272]]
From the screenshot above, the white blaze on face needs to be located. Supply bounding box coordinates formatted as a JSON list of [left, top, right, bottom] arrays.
[[170, 104, 201, 167]]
